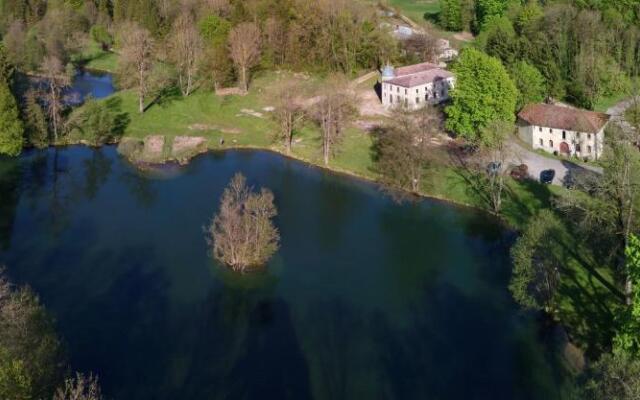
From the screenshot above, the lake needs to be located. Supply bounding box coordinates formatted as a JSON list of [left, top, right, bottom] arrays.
[[0, 146, 569, 399], [30, 70, 116, 105]]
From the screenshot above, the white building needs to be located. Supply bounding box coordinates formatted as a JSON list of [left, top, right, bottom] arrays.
[[436, 39, 459, 61], [380, 62, 455, 110], [517, 103, 611, 160]]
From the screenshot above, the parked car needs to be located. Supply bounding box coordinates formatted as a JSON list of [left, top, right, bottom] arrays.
[[540, 169, 556, 184], [509, 164, 529, 181]]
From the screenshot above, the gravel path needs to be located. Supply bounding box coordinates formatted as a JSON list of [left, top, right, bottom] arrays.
[[509, 140, 602, 186]]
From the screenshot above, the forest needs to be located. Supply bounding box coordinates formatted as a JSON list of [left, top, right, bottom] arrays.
[[438, 0, 640, 109]]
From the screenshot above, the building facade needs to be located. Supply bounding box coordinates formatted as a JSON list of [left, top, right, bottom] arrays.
[[517, 103, 610, 160], [380, 62, 455, 110]]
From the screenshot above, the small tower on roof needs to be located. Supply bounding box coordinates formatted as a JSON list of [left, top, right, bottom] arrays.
[[381, 63, 395, 81]]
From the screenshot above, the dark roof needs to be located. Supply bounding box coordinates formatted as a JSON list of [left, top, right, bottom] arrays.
[[518, 103, 610, 133], [386, 69, 454, 88]]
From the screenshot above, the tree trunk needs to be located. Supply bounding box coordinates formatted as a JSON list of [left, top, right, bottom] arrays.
[[241, 66, 248, 92], [138, 92, 144, 113]]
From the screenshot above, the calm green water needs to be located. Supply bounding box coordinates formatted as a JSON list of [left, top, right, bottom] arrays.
[[0, 146, 567, 399]]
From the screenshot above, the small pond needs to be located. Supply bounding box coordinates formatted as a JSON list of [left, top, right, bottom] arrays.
[[29, 70, 116, 105], [69, 70, 116, 102], [0, 147, 570, 399]]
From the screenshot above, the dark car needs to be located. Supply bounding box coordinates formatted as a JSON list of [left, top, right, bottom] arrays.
[[540, 169, 556, 184], [510, 164, 529, 181]]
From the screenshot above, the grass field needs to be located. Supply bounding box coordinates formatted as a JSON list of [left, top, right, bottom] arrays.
[[76, 40, 119, 73], [376, 0, 441, 23]]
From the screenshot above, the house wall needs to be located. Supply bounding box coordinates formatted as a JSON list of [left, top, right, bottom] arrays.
[[381, 78, 454, 110], [518, 121, 605, 160]]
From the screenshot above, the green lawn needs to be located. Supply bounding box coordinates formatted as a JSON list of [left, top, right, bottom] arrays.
[[75, 40, 119, 73], [377, 0, 441, 23]]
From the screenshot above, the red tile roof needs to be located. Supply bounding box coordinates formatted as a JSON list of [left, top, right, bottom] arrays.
[[386, 69, 454, 88], [518, 103, 610, 133]]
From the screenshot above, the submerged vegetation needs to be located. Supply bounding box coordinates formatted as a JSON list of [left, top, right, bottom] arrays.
[[210, 173, 280, 272]]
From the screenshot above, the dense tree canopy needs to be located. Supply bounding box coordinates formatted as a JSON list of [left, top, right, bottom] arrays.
[[0, 81, 23, 156], [445, 48, 517, 140]]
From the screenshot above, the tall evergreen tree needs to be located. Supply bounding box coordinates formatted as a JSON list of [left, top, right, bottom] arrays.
[[0, 82, 23, 156]]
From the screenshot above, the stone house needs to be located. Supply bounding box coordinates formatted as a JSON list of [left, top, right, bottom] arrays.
[[380, 62, 455, 110], [517, 103, 611, 160]]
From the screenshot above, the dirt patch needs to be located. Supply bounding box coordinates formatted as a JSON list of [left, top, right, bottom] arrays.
[[453, 32, 474, 42], [188, 124, 242, 134], [118, 135, 209, 165], [216, 87, 245, 96], [143, 135, 165, 159], [238, 108, 264, 118]]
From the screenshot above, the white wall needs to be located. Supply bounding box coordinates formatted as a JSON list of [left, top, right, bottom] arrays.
[[381, 78, 454, 110], [519, 123, 604, 160]]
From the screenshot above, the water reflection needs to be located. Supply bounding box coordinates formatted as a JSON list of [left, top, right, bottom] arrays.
[[0, 146, 569, 399]]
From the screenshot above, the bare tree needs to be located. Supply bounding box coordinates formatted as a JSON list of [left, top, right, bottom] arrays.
[[403, 33, 439, 63], [54, 373, 103, 400], [313, 76, 358, 166], [272, 80, 305, 154], [40, 56, 70, 142], [169, 12, 203, 96], [373, 105, 441, 194], [228, 22, 261, 92], [476, 120, 514, 214], [209, 173, 280, 272], [117, 23, 155, 113], [204, 0, 231, 16]]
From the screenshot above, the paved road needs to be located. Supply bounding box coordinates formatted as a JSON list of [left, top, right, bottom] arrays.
[[508, 140, 602, 186]]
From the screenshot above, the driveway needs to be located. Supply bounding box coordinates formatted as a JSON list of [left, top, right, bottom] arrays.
[[508, 140, 602, 186]]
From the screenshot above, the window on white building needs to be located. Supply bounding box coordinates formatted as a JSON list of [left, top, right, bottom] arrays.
[[549, 128, 553, 133], [562, 131, 566, 139], [416, 97, 420, 103], [539, 127, 542, 132], [549, 140, 554, 147], [587, 133, 591, 140], [588, 145, 592, 154], [539, 138, 543, 146]]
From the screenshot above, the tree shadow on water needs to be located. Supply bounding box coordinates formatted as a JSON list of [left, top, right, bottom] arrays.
[[174, 285, 312, 400]]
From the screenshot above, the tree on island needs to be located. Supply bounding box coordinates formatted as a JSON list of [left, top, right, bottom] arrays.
[[210, 173, 280, 272], [445, 48, 518, 142], [54, 372, 103, 400]]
